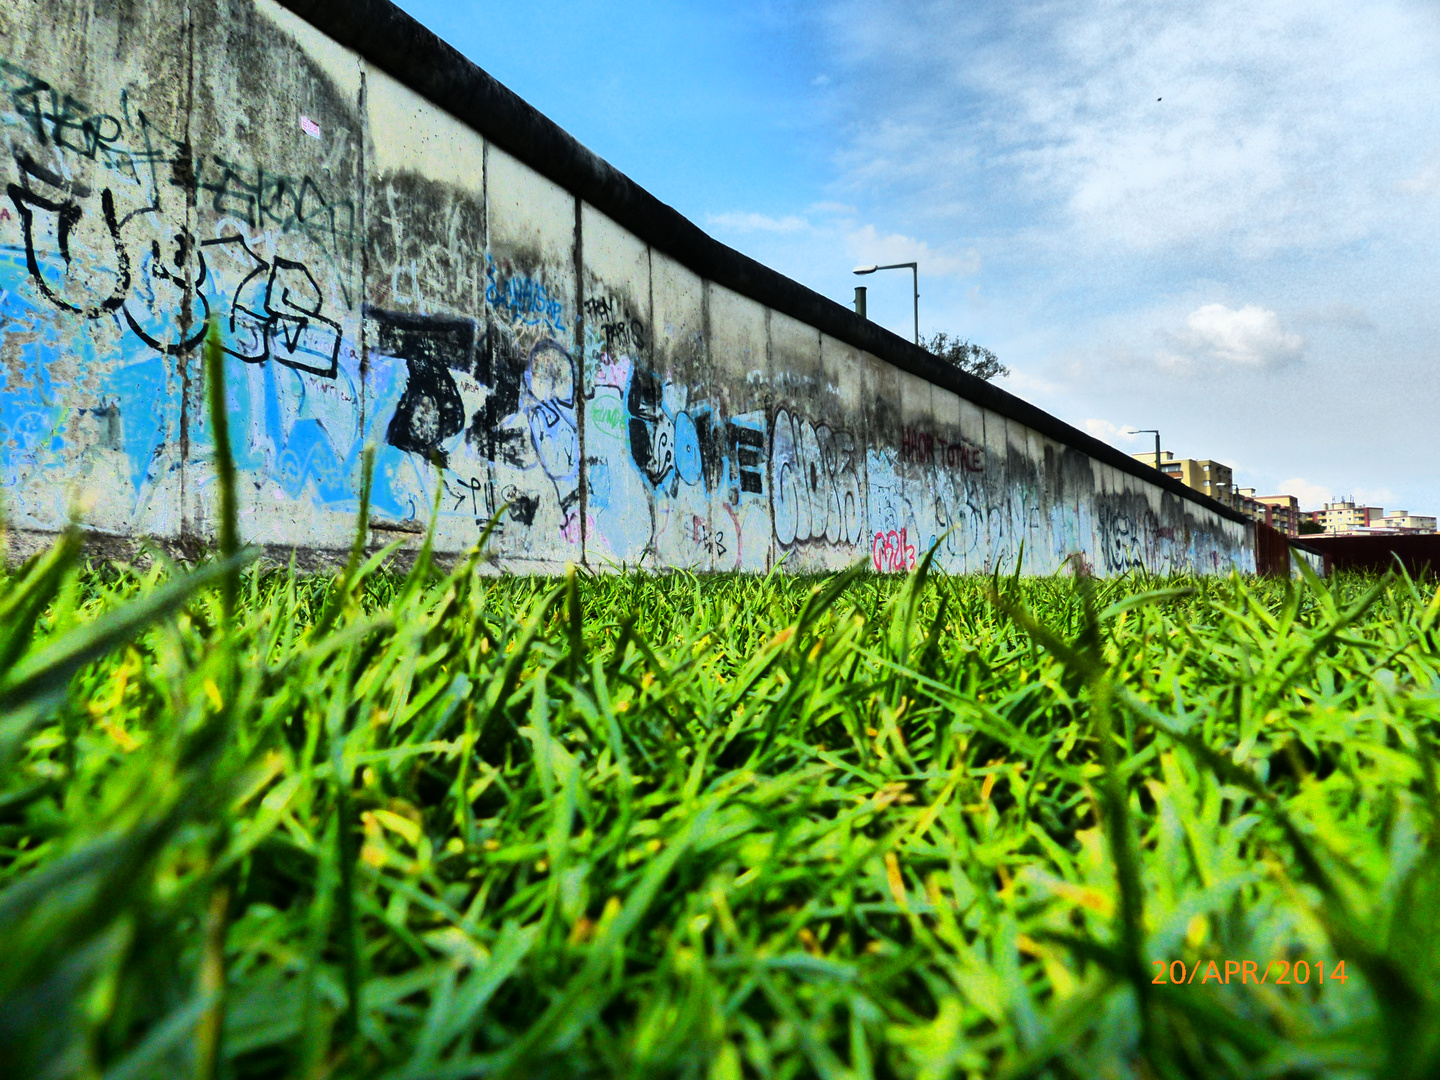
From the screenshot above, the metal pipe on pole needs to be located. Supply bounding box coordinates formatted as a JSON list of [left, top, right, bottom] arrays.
[[852, 262, 918, 344], [1127, 428, 1162, 472]]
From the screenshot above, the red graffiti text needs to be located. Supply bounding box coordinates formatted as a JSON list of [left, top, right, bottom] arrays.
[[901, 427, 985, 472], [872, 528, 917, 573]]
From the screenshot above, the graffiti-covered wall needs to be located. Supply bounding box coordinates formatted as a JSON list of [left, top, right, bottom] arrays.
[[0, 0, 1256, 575]]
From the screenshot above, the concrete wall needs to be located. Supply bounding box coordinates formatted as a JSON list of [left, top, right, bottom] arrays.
[[0, 0, 1256, 575]]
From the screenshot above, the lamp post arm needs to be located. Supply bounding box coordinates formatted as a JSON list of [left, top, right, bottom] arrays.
[[1127, 428, 1162, 473], [852, 261, 920, 344]]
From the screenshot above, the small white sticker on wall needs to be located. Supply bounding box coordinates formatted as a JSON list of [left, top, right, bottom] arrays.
[[299, 115, 322, 139]]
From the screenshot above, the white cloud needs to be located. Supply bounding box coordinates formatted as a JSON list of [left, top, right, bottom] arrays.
[[706, 211, 811, 233], [811, 73, 832, 87], [1082, 418, 1143, 447], [1398, 160, 1440, 195], [844, 223, 981, 277], [998, 369, 1062, 397], [1278, 477, 1332, 509], [1163, 304, 1303, 369], [817, 0, 1440, 257], [1155, 350, 1196, 375], [780, 0, 1440, 517]]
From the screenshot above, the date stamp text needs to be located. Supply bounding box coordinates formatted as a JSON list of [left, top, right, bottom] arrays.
[[1151, 959, 1348, 986]]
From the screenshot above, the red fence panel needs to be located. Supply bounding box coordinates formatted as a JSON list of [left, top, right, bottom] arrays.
[[1255, 522, 1292, 577], [1298, 534, 1440, 577]]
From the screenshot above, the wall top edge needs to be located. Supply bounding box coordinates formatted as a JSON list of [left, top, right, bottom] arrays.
[[273, 0, 1249, 529]]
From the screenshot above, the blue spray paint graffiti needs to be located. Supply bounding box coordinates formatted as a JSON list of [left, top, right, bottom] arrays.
[[0, 46, 1254, 574]]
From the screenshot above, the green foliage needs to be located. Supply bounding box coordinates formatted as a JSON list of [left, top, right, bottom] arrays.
[[2, 540, 1439, 1078], [922, 333, 1010, 382], [0, 366, 1436, 1079]]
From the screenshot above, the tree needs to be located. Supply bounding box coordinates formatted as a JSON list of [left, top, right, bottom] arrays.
[[1298, 520, 1324, 535], [923, 332, 1010, 381]]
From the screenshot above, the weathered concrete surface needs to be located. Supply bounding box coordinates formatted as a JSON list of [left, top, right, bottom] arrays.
[[0, 0, 1256, 575]]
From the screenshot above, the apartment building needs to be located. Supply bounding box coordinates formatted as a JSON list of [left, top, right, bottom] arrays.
[[1255, 495, 1302, 537], [1315, 500, 1385, 534], [1235, 487, 1262, 521], [1234, 490, 1302, 536], [1129, 453, 1429, 538], [1132, 451, 1234, 504], [1376, 511, 1437, 533]]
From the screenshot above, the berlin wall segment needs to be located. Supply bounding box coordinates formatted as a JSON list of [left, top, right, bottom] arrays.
[[0, 0, 1256, 576]]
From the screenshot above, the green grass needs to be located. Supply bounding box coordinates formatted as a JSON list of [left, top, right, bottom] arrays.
[[3, 331, 1439, 1079], [3, 535, 1440, 1079]]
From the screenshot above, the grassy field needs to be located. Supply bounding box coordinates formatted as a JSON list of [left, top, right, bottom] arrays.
[[3, 528, 1439, 1079], [3, 338, 1439, 1080]]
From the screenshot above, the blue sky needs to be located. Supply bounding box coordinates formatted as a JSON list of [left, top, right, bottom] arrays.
[[394, 0, 1440, 516]]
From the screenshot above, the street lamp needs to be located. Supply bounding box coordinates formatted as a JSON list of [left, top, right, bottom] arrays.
[[853, 262, 919, 345], [1125, 428, 1162, 472]]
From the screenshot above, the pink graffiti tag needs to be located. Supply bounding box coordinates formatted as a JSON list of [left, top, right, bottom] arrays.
[[872, 528, 917, 573], [723, 503, 743, 571], [561, 510, 595, 545], [594, 353, 632, 390]]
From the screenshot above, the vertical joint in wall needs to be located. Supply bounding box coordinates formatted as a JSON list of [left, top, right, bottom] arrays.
[[573, 196, 586, 566], [178, 1, 199, 543], [357, 67, 370, 443]]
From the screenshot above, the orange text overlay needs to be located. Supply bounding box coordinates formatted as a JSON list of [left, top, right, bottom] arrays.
[[1152, 959, 1349, 986]]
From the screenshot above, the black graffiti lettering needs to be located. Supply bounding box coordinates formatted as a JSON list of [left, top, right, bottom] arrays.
[[4, 73, 52, 144], [508, 493, 540, 527], [446, 474, 487, 517], [198, 157, 259, 227], [627, 368, 672, 484], [123, 298, 211, 358], [174, 242, 340, 374], [264, 259, 340, 377], [189, 155, 356, 298], [371, 308, 478, 376], [201, 234, 270, 361], [95, 106, 167, 213], [583, 295, 646, 355], [771, 408, 863, 548], [1098, 504, 1149, 575], [4, 72, 102, 157], [10, 156, 216, 352], [121, 221, 213, 356], [8, 179, 132, 318], [4, 60, 356, 364], [729, 423, 765, 495], [692, 409, 725, 490], [1, 61, 163, 197], [689, 515, 727, 558], [471, 322, 528, 466], [368, 307, 474, 465], [14, 151, 91, 198], [45, 87, 113, 158]]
